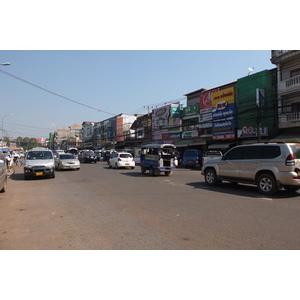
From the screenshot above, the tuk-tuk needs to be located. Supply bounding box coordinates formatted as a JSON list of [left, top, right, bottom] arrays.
[[140, 143, 177, 176]]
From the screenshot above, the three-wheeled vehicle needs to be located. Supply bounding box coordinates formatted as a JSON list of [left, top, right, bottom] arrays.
[[140, 143, 177, 176]]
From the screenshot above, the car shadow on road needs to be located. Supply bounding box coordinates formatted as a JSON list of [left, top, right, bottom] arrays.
[[8, 173, 24, 181], [187, 181, 300, 199], [9, 172, 53, 181]]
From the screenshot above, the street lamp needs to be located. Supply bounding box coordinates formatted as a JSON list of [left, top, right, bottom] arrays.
[[1, 114, 13, 148], [1, 62, 12, 148]]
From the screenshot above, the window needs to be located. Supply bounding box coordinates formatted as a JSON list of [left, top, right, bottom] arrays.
[[243, 146, 263, 159], [120, 154, 132, 158], [291, 102, 300, 113], [262, 146, 281, 159], [291, 68, 300, 78], [224, 147, 245, 160]]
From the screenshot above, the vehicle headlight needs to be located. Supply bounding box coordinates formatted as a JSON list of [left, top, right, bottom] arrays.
[[24, 165, 32, 168]]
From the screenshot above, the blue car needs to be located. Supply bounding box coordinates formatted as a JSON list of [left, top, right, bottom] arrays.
[[182, 149, 202, 168]]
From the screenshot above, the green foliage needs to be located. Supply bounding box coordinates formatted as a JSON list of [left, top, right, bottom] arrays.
[[11, 137, 42, 150]]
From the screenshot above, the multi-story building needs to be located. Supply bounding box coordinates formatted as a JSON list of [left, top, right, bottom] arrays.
[[151, 103, 181, 143], [81, 114, 137, 149], [236, 69, 278, 143], [176, 88, 205, 150], [54, 129, 70, 149], [180, 82, 237, 152], [53, 124, 82, 149], [80, 121, 97, 149], [131, 114, 152, 141], [271, 51, 300, 141]]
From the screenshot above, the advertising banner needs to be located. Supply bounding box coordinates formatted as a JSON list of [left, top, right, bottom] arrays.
[[116, 117, 123, 141], [199, 88, 219, 128], [211, 87, 236, 140], [152, 103, 181, 140]]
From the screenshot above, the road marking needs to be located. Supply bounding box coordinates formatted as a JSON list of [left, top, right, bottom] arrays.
[[258, 197, 273, 201]]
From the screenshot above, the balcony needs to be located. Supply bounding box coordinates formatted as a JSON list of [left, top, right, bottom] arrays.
[[278, 75, 300, 95], [279, 111, 300, 128], [271, 50, 300, 64]]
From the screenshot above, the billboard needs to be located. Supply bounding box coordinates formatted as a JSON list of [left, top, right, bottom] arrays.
[[199, 88, 219, 128], [211, 87, 236, 140], [152, 103, 181, 140]]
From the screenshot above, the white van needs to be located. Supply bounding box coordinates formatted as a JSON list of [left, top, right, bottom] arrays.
[[24, 148, 55, 179]]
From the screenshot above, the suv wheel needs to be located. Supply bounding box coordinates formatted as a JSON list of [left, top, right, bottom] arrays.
[[257, 173, 277, 195], [204, 168, 218, 186]]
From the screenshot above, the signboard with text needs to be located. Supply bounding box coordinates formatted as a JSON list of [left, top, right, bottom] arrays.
[[199, 88, 219, 128], [211, 87, 236, 140]]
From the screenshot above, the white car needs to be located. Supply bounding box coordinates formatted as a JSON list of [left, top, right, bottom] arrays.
[[55, 154, 80, 171], [109, 152, 135, 169]]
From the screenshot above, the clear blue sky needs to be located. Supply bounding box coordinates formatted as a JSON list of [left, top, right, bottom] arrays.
[[0, 50, 275, 139]]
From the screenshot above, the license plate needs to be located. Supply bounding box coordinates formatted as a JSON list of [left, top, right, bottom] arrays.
[[125, 163, 129, 166], [188, 161, 193, 163], [35, 172, 43, 176]]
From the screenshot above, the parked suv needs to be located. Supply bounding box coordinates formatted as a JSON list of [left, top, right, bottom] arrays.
[[201, 143, 300, 195], [24, 148, 55, 179]]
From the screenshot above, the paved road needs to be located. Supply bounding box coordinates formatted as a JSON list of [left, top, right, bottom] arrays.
[[1, 162, 300, 249]]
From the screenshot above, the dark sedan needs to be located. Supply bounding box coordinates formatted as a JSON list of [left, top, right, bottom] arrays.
[[78, 152, 97, 163]]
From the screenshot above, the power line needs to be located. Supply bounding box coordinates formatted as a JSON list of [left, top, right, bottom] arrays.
[[0, 68, 116, 116]]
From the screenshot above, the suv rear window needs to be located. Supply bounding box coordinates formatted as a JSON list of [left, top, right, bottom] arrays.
[[262, 146, 281, 159]]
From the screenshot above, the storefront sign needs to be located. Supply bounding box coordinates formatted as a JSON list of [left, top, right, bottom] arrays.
[[212, 87, 236, 140], [199, 88, 219, 128]]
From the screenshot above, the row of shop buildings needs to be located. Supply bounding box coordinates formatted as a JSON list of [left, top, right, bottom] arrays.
[[51, 50, 300, 153]]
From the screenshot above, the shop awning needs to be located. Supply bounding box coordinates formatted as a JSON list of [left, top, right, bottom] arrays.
[[208, 143, 232, 149], [175, 139, 192, 147], [270, 128, 300, 143], [175, 139, 206, 147], [189, 138, 206, 146], [270, 134, 300, 143]]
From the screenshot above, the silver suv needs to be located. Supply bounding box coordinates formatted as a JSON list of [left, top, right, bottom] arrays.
[[24, 148, 55, 179], [201, 143, 300, 195]]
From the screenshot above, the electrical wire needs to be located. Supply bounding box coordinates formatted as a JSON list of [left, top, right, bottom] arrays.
[[0, 68, 116, 116]]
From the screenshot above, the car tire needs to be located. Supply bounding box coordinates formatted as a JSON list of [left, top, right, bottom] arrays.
[[149, 167, 155, 176], [141, 167, 146, 173], [257, 173, 277, 195], [204, 168, 218, 186]]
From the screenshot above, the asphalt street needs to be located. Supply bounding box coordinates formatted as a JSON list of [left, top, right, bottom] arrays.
[[1, 162, 300, 250]]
